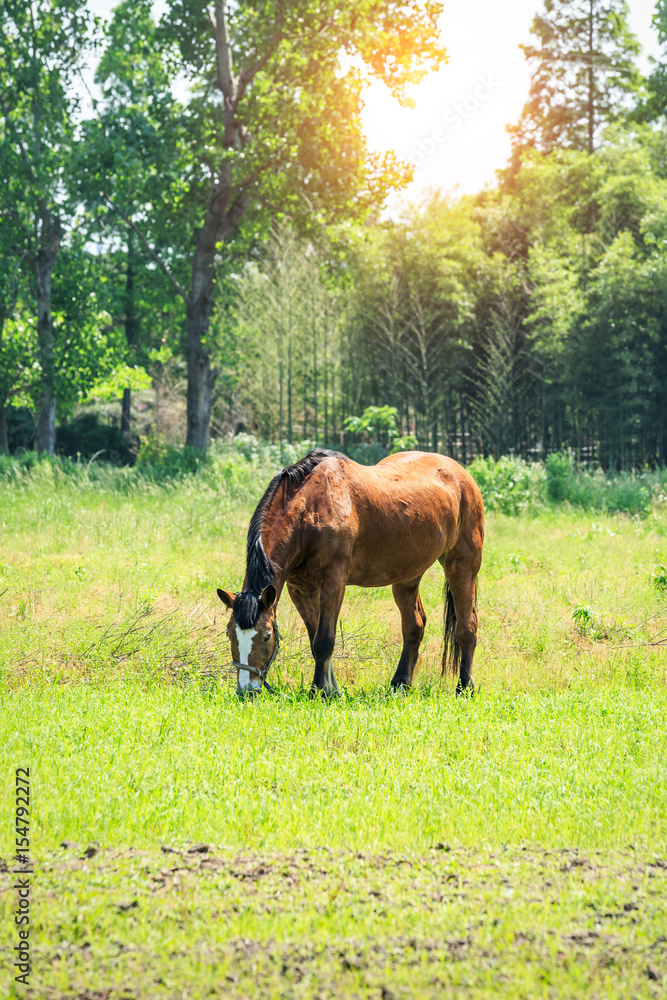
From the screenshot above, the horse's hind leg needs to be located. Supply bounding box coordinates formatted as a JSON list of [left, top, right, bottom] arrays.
[[390, 579, 426, 690], [439, 543, 481, 693]]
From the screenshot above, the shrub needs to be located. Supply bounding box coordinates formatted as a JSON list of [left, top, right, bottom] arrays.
[[651, 565, 667, 594], [343, 405, 400, 450], [6, 406, 35, 452], [218, 433, 316, 469], [391, 434, 419, 454], [344, 442, 389, 466], [56, 413, 135, 466], [135, 435, 205, 479], [546, 450, 653, 516], [545, 450, 575, 502], [468, 455, 546, 515]]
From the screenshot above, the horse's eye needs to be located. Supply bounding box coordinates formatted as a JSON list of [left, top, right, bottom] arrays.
[[264, 634, 271, 642]]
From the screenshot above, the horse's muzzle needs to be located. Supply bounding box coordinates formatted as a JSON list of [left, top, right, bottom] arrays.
[[236, 677, 263, 697]]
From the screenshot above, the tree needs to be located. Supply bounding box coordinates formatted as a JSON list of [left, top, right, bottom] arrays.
[[639, 1, 667, 120], [75, 0, 189, 437], [347, 195, 482, 456], [99, 0, 446, 451], [0, 0, 94, 453], [509, 0, 641, 157], [0, 200, 32, 450], [229, 224, 345, 447]]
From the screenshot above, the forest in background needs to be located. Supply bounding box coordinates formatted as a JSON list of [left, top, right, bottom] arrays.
[[3, 0, 667, 470]]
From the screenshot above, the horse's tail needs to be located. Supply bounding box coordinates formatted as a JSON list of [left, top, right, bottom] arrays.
[[441, 580, 461, 676]]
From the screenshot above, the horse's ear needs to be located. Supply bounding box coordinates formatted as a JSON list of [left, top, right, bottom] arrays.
[[217, 588, 235, 609], [261, 584, 277, 610]]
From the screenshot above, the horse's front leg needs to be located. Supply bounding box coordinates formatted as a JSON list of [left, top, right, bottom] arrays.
[[311, 564, 347, 698]]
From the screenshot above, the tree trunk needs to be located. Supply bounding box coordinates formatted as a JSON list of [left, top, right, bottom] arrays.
[[35, 212, 61, 455], [186, 292, 218, 451], [302, 371, 308, 440], [185, 199, 225, 451], [287, 327, 293, 444], [587, 0, 594, 154], [121, 238, 135, 436], [182, 0, 276, 451], [0, 405, 8, 454], [279, 354, 284, 444], [313, 317, 318, 445], [323, 325, 329, 445], [121, 388, 131, 436], [460, 397, 468, 465]]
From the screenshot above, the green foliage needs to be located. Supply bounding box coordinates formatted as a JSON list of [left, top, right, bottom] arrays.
[[0, 0, 100, 447], [85, 364, 153, 403], [161, 0, 445, 230], [3, 2, 667, 468], [222, 432, 317, 470], [391, 434, 419, 453], [467, 451, 664, 518], [570, 603, 635, 643], [545, 449, 576, 502], [509, 0, 641, 156], [572, 603, 599, 637], [468, 455, 545, 515], [343, 441, 390, 465], [335, 132, 667, 469], [226, 226, 344, 444], [55, 413, 134, 466], [5, 406, 35, 452], [546, 450, 655, 515], [651, 564, 667, 593], [639, 0, 667, 120], [0, 311, 37, 408], [2, 436, 665, 520], [344, 405, 401, 449], [342, 405, 418, 461], [135, 436, 204, 479]]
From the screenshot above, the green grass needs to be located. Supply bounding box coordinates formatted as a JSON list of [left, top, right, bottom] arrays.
[[6, 685, 667, 850], [1, 464, 667, 998]]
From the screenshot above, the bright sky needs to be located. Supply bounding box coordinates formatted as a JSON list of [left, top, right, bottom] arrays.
[[363, 0, 661, 203], [88, 1, 662, 202]]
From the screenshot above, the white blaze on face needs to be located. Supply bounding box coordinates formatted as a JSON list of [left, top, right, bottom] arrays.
[[235, 625, 261, 693]]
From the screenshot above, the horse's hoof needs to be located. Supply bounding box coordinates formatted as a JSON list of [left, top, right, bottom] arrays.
[[309, 686, 339, 700], [455, 681, 475, 697], [390, 678, 410, 693]]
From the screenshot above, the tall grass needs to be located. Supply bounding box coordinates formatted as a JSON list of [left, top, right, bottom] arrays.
[[3, 441, 667, 998], [470, 452, 667, 517], [2, 438, 667, 516]]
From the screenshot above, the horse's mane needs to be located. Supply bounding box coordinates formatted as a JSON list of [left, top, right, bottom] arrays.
[[234, 449, 347, 629]]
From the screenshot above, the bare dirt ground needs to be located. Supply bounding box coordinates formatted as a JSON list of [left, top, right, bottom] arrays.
[[4, 845, 666, 999]]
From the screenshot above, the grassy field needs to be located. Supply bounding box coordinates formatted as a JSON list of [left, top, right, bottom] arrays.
[[1, 459, 667, 998]]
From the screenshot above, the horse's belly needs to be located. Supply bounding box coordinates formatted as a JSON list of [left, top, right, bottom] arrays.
[[347, 559, 438, 587]]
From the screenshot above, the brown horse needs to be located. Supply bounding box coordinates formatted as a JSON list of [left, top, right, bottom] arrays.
[[218, 449, 484, 696]]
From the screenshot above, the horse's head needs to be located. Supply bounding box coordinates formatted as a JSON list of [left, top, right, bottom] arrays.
[[217, 584, 278, 696]]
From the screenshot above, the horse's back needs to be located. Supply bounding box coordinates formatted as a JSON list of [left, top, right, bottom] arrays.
[[304, 451, 482, 586]]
